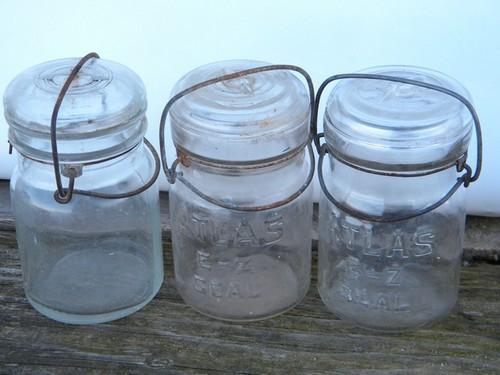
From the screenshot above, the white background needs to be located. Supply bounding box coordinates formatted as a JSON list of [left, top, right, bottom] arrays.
[[0, 0, 499, 215]]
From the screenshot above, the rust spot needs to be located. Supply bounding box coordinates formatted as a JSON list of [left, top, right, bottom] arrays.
[[177, 149, 192, 167]]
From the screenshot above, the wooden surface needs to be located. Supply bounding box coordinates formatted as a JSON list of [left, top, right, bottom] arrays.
[[0, 180, 499, 374]]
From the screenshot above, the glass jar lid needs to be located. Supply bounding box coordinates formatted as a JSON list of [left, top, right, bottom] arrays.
[[4, 57, 147, 163], [324, 65, 473, 173], [170, 60, 310, 164]]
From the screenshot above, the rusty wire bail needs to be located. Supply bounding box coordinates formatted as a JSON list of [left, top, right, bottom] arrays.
[[159, 64, 316, 212], [50, 52, 161, 204], [313, 73, 483, 223]]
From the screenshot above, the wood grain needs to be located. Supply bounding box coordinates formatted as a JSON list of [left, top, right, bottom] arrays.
[[0, 179, 499, 374], [0, 233, 499, 374]]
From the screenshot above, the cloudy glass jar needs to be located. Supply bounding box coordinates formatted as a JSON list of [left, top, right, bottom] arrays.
[[316, 66, 480, 331], [4, 56, 163, 324], [163, 60, 314, 321]]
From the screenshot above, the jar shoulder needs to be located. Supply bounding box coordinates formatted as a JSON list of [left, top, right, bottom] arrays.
[[10, 144, 160, 222], [173, 150, 313, 206]]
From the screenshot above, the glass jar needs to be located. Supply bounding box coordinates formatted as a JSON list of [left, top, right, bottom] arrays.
[[3, 55, 163, 324], [316, 66, 481, 331], [161, 60, 315, 321]]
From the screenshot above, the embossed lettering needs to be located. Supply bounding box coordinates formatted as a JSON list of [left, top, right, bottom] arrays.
[[329, 211, 437, 260], [193, 275, 261, 299], [235, 220, 259, 247], [386, 230, 410, 258], [194, 274, 208, 294], [226, 282, 241, 298], [413, 231, 434, 256], [341, 284, 353, 302], [329, 211, 373, 253], [197, 250, 212, 270], [209, 279, 224, 298], [264, 214, 284, 245], [386, 268, 401, 286], [234, 258, 252, 274], [191, 211, 216, 242], [342, 223, 360, 251], [182, 210, 284, 248], [341, 286, 410, 312]]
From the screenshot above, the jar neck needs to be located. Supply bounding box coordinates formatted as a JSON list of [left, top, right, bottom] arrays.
[[12, 140, 156, 205], [175, 144, 307, 176], [8, 117, 147, 165], [324, 155, 465, 218], [325, 143, 464, 177], [17, 140, 144, 172]]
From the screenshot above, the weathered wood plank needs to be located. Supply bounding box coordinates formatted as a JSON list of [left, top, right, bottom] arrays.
[[0, 230, 499, 374], [0, 179, 499, 262], [0, 180, 13, 232]]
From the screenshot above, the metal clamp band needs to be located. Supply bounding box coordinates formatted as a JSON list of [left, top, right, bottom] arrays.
[[50, 53, 160, 204], [314, 73, 483, 223], [159, 65, 316, 212]]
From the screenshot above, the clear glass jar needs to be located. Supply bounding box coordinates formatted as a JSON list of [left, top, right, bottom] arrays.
[[4, 56, 163, 324], [317, 66, 477, 331], [165, 60, 314, 321]]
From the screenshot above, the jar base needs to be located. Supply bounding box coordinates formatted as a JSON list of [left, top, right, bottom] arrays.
[[186, 292, 307, 322], [318, 286, 456, 332], [326, 305, 453, 333], [26, 280, 163, 325]]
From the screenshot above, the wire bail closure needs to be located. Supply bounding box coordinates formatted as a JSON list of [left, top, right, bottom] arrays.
[[159, 65, 316, 212], [50, 52, 161, 204], [313, 73, 483, 223]]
